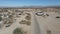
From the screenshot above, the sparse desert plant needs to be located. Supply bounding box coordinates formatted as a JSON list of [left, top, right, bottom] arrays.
[[20, 20, 27, 24], [26, 21, 31, 25], [25, 15, 31, 20], [0, 17, 2, 21], [9, 15, 13, 18], [26, 13, 31, 16], [8, 21, 13, 24], [19, 20, 31, 25], [7, 18, 13, 24], [4, 21, 7, 24], [47, 30, 51, 34], [55, 11, 60, 14], [46, 14, 49, 16], [56, 16, 60, 18], [13, 28, 25, 34]]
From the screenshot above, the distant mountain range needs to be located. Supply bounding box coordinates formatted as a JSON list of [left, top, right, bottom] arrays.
[[0, 6, 60, 9]]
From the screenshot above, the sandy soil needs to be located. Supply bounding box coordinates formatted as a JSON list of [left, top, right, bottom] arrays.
[[0, 11, 60, 34], [35, 12, 60, 34]]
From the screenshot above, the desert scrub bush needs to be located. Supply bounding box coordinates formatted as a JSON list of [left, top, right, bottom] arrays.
[[25, 21, 31, 25], [47, 30, 51, 34], [55, 11, 60, 14], [0, 17, 2, 21], [26, 13, 31, 16], [19, 20, 31, 25], [13, 28, 26, 34], [56, 16, 60, 18], [25, 15, 31, 20], [20, 20, 27, 24], [8, 20, 13, 24], [25, 13, 31, 20], [9, 15, 13, 18]]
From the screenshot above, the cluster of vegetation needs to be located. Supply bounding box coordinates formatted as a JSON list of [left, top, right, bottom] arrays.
[[0, 17, 2, 21], [9, 15, 13, 19], [4, 14, 14, 26], [8, 20, 13, 24], [26, 13, 31, 16], [47, 30, 51, 34], [13, 28, 27, 34], [55, 11, 60, 14], [56, 16, 60, 18], [19, 20, 31, 25], [46, 14, 49, 16], [25, 13, 31, 21], [25, 16, 31, 20], [19, 13, 31, 25]]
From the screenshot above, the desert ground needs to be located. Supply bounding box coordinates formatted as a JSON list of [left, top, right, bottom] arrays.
[[0, 10, 34, 34], [0, 8, 60, 34], [34, 12, 60, 34]]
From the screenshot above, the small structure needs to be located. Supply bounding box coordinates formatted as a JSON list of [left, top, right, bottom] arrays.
[[35, 11, 44, 16]]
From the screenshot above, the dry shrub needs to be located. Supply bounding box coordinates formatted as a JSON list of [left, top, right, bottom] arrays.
[[56, 16, 60, 18], [8, 21, 13, 24], [25, 15, 31, 20], [25, 13, 31, 20], [20, 20, 27, 24], [4, 21, 7, 24], [47, 30, 51, 34], [26, 13, 31, 16], [26, 21, 31, 25], [13, 28, 26, 34], [19, 20, 31, 25]]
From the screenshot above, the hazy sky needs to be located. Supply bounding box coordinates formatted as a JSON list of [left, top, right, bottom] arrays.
[[0, 0, 60, 7]]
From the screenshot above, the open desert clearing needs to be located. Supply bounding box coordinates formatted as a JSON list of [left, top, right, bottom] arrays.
[[35, 12, 60, 34]]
